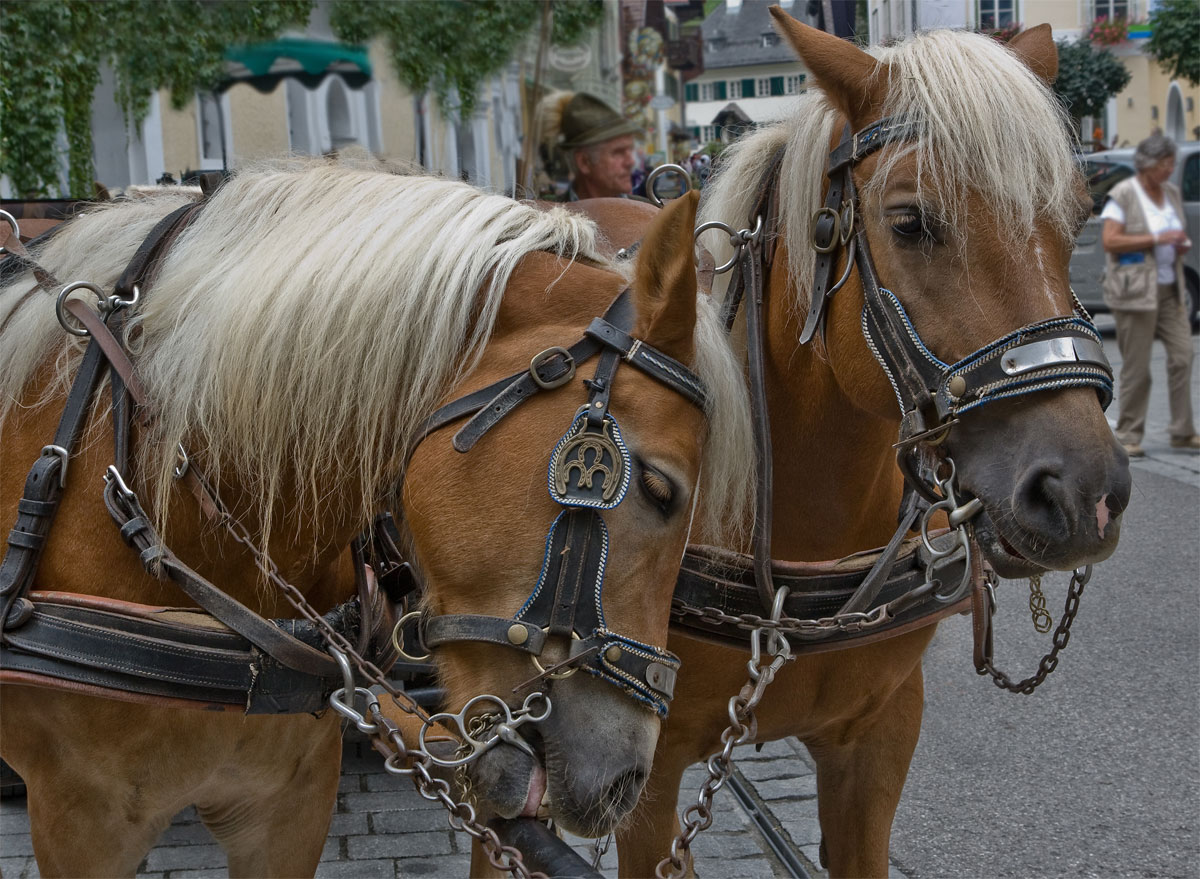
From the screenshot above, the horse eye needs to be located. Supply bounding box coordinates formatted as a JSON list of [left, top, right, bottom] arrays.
[[639, 465, 674, 509], [889, 212, 924, 238]]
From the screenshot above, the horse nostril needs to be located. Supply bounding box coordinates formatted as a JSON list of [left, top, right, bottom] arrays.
[[1014, 466, 1070, 535]]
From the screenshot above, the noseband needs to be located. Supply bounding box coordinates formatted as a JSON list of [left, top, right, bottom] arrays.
[[404, 288, 708, 717]]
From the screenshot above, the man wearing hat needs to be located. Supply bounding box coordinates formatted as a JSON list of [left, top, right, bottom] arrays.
[[555, 93, 642, 201]]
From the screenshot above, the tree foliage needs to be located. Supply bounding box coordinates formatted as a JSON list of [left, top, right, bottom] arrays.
[[0, 1, 312, 197], [329, 0, 603, 119], [1053, 38, 1131, 121], [0, 0, 604, 198], [1144, 0, 1199, 87]]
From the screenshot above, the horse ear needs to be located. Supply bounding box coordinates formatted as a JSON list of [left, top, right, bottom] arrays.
[[1005, 24, 1058, 86], [769, 5, 887, 125], [632, 191, 700, 361]]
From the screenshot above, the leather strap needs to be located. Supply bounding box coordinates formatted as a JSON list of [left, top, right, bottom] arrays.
[[1, 340, 107, 634], [0, 590, 384, 714], [101, 475, 339, 678]]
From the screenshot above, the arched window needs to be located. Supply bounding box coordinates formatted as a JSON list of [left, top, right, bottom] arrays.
[[326, 77, 357, 150], [1165, 83, 1185, 143]]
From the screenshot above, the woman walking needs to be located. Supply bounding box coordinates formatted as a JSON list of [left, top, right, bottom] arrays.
[[1101, 133, 1198, 457]]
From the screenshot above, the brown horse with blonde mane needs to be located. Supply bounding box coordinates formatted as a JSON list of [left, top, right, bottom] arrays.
[[607, 12, 1131, 878], [0, 166, 752, 876]]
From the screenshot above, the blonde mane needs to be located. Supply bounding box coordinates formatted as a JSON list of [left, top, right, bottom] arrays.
[[0, 163, 752, 548], [699, 28, 1080, 322]]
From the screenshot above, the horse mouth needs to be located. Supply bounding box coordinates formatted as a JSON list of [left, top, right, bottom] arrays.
[[971, 510, 1048, 579]]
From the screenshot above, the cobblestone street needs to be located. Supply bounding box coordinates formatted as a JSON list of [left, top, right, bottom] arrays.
[[1, 735, 837, 879]]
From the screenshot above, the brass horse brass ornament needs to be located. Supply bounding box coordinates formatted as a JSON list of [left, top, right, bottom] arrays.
[[549, 413, 630, 509]]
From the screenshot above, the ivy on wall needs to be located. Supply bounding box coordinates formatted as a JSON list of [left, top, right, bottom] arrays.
[[0, 0, 312, 198], [1, 0, 604, 199], [329, 0, 604, 119]]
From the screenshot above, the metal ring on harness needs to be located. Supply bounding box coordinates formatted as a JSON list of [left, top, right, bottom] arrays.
[[391, 610, 432, 662], [529, 347, 575, 390], [55, 281, 105, 337], [645, 163, 693, 207], [695, 216, 764, 274], [530, 629, 582, 679], [0, 209, 19, 254]]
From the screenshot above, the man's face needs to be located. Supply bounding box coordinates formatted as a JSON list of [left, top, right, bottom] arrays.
[[577, 135, 636, 197]]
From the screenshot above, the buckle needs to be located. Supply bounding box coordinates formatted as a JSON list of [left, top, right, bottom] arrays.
[[529, 346, 575, 390]]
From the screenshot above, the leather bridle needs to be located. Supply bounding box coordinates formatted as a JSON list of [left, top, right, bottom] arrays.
[[809, 119, 1113, 504], [404, 288, 709, 717]]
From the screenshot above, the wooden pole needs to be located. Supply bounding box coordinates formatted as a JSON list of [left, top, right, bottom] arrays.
[[518, 0, 553, 197]]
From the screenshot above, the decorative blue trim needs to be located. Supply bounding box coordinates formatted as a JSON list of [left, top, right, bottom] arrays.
[[514, 511, 566, 621]]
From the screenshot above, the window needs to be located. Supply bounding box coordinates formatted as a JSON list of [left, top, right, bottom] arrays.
[[1079, 160, 1134, 214], [702, 125, 717, 142], [1092, 0, 1128, 20], [741, 78, 756, 99], [700, 82, 713, 102], [756, 77, 770, 97], [713, 81, 727, 101], [729, 80, 742, 99], [978, 0, 1015, 30], [760, 32, 779, 48], [785, 74, 806, 95], [686, 83, 698, 102], [196, 91, 229, 169], [770, 76, 785, 97], [1182, 153, 1199, 203]]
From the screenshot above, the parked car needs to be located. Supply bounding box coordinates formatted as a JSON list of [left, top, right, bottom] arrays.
[[1071, 143, 1200, 330]]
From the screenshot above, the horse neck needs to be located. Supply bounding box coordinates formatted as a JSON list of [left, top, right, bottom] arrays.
[[758, 246, 905, 561]]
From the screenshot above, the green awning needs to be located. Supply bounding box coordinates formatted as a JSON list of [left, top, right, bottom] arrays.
[[220, 38, 372, 94]]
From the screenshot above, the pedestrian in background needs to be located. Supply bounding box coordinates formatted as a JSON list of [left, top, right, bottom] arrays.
[[1101, 132, 1198, 457], [540, 92, 641, 201]]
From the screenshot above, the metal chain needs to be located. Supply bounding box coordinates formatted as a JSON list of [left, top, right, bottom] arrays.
[[656, 590, 793, 879], [205, 482, 545, 878], [362, 701, 547, 879], [979, 566, 1090, 695]]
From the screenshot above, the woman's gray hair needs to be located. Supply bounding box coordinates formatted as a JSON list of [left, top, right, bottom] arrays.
[[1134, 133, 1178, 171]]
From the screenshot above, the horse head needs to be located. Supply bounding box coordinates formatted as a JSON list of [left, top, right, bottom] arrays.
[[403, 191, 752, 836], [767, 11, 1131, 577]]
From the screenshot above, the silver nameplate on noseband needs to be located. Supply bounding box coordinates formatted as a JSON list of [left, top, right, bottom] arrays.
[[1000, 337, 1109, 376], [548, 413, 631, 509]]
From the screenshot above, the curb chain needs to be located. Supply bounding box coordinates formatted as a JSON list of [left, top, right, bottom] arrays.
[[978, 565, 1090, 695]]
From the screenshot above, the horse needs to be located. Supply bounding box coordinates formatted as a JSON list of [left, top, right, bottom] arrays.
[[0, 163, 753, 876], [612, 14, 1132, 878]]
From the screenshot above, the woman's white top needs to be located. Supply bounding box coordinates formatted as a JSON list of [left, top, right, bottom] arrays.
[[1100, 177, 1184, 283]]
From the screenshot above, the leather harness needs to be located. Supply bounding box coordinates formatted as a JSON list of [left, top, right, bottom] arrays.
[[0, 196, 710, 718], [669, 117, 1115, 653]]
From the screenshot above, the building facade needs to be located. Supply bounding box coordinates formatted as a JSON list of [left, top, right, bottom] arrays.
[[683, 0, 814, 144], [866, 0, 1200, 147]]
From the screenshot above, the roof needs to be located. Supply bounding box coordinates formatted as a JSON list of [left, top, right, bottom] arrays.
[[701, 1, 810, 70]]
